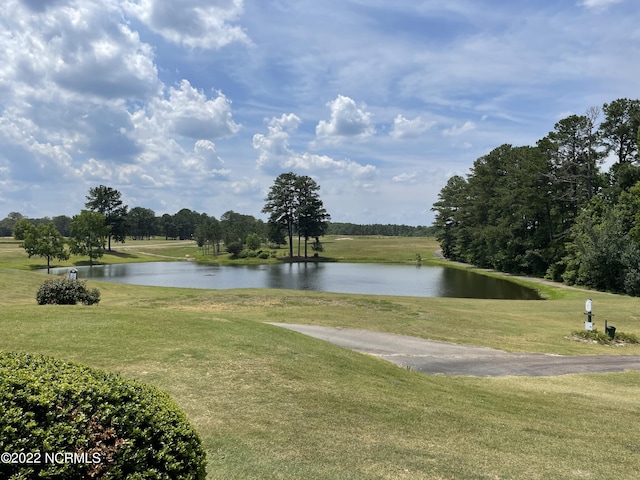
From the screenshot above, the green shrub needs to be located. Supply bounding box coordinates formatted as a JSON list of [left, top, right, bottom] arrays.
[[258, 252, 269, 259], [225, 242, 243, 258], [245, 233, 261, 251], [613, 331, 640, 344], [571, 329, 612, 344], [571, 329, 640, 345], [0, 351, 206, 480], [36, 277, 100, 305]]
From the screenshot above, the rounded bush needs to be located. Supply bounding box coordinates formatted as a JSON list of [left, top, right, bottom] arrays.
[[0, 351, 207, 480], [225, 242, 243, 257], [36, 277, 100, 305]]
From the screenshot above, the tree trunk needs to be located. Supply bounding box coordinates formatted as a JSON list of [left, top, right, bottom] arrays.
[[287, 224, 293, 257]]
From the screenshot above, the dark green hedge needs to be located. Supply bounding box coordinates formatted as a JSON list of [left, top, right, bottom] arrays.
[[0, 352, 206, 479], [36, 277, 100, 305]]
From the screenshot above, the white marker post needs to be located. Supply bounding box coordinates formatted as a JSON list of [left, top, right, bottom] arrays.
[[584, 298, 594, 331]]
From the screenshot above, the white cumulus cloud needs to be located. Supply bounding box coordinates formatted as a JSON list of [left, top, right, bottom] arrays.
[[315, 95, 376, 143], [442, 121, 476, 137], [134, 80, 241, 140], [252, 114, 302, 169], [123, 0, 250, 49], [285, 153, 376, 179], [254, 113, 376, 180], [183, 140, 229, 177], [390, 115, 436, 139]]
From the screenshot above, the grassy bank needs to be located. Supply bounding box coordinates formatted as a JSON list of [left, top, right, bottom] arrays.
[[2, 237, 640, 478], [123, 235, 444, 266]]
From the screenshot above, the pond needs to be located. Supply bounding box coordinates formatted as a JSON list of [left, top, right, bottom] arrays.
[[47, 262, 542, 299]]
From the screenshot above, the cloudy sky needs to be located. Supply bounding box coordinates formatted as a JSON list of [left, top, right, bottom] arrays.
[[1, 0, 639, 226]]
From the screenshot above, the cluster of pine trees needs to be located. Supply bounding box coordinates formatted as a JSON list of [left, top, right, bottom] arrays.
[[432, 98, 640, 295]]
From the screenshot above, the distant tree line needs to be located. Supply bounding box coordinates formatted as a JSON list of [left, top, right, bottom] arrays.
[[0, 212, 73, 238], [0, 214, 435, 240], [432, 98, 640, 295], [0, 173, 334, 263], [326, 223, 435, 237]]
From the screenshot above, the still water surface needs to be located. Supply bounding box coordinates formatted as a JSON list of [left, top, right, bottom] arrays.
[[49, 262, 541, 299]]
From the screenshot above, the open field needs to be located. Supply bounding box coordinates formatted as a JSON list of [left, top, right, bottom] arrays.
[[2, 237, 640, 478]]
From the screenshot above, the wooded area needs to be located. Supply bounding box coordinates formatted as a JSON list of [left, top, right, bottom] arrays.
[[432, 98, 640, 295]]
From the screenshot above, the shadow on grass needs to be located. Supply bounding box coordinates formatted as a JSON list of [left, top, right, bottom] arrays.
[[104, 250, 137, 259], [28, 264, 56, 271], [30, 260, 107, 270]]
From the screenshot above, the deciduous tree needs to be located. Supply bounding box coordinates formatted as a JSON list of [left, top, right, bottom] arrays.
[[20, 223, 69, 272], [85, 185, 128, 251], [12, 218, 35, 241], [127, 207, 157, 240], [69, 210, 109, 266]]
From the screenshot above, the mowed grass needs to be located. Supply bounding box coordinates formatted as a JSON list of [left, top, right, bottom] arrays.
[[2, 237, 640, 479], [116, 235, 443, 265]]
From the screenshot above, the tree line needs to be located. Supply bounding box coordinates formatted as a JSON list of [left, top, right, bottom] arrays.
[[2, 173, 335, 266], [432, 98, 640, 295], [326, 223, 435, 237]]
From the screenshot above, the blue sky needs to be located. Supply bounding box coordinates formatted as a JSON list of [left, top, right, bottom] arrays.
[[1, 0, 639, 225]]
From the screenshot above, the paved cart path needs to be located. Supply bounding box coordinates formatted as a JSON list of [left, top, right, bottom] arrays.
[[269, 323, 640, 377]]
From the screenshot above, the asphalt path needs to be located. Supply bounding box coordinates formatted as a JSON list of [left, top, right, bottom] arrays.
[[269, 323, 640, 377]]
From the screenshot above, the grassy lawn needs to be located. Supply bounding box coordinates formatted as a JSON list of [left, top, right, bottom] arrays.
[[2, 237, 640, 479]]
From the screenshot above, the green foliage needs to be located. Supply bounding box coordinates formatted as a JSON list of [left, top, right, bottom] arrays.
[[245, 232, 261, 251], [194, 216, 221, 255], [12, 218, 34, 241], [172, 208, 201, 240], [296, 175, 330, 257], [326, 222, 435, 236], [266, 220, 286, 246], [85, 185, 129, 250], [263, 172, 330, 258], [572, 328, 639, 345], [562, 190, 640, 295], [312, 237, 324, 254], [571, 329, 613, 344], [20, 223, 69, 270], [0, 212, 25, 237], [225, 242, 243, 258], [36, 277, 100, 305], [126, 207, 157, 240], [69, 210, 109, 266], [599, 98, 640, 164], [433, 145, 555, 275], [0, 351, 206, 480], [433, 98, 640, 294], [263, 172, 299, 258], [220, 210, 264, 246], [613, 331, 639, 343]]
